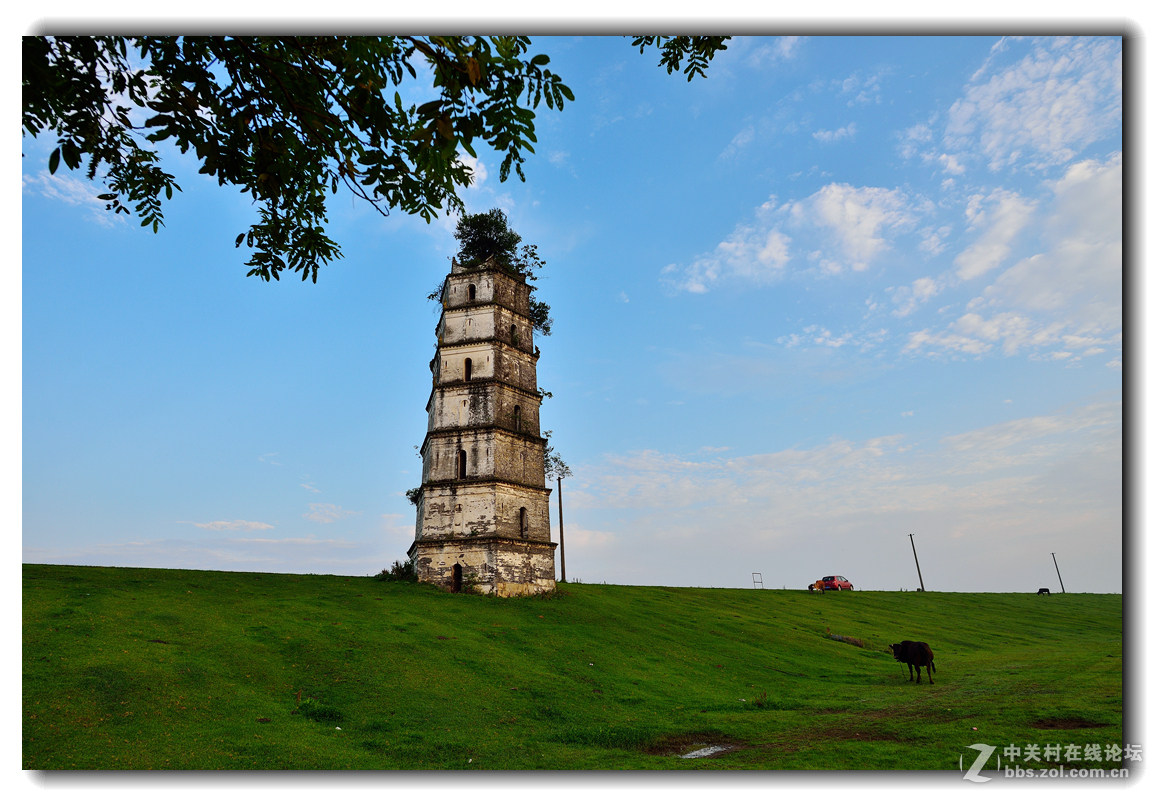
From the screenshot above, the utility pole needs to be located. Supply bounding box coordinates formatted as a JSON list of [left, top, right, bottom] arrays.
[[1051, 552, 1065, 593], [558, 475, 566, 583], [909, 533, 926, 592], [544, 433, 571, 584]]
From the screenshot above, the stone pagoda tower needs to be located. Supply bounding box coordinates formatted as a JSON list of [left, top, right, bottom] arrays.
[[407, 256, 556, 596]]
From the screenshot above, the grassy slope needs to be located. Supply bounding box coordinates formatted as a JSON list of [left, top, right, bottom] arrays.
[[23, 564, 1122, 770]]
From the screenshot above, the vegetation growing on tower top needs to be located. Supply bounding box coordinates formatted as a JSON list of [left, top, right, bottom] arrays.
[[452, 207, 552, 337], [453, 208, 544, 277], [454, 208, 521, 267]]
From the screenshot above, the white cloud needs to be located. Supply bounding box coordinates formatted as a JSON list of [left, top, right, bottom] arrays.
[[903, 327, 993, 357], [563, 524, 616, 548], [905, 311, 1048, 357], [300, 483, 319, 493], [663, 196, 793, 293], [303, 503, 358, 524], [779, 324, 888, 353], [808, 184, 915, 271], [891, 276, 943, 317], [381, 513, 414, 540], [903, 309, 1119, 361], [812, 123, 857, 143], [945, 37, 1122, 171], [918, 225, 952, 256], [941, 401, 1117, 455], [983, 153, 1122, 331], [547, 150, 570, 166], [187, 520, 274, 531], [952, 312, 1051, 355], [458, 152, 488, 186], [835, 69, 888, 106], [748, 36, 805, 66], [922, 151, 966, 175], [718, 125, 756, 160], [903, 154, 1121, 364], [897, 123, 933, 159], [563, 399, 1120, 591], [22, 171, 121, 227], [231, 536, 357, 547], [28, 532, 394, 576], [953, 189, 1037, 280], [665, 182, 921, 292]]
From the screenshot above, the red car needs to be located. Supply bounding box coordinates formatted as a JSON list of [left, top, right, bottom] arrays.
[[818, 575, 853, 591]]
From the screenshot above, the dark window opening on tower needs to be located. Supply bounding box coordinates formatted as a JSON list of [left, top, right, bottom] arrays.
[[468, 284, 476, 301], [519, 507, 528, 539], [511, 324, 518, 345], [464, 357, 472, 382], [458, 450, 468, 480], [514, 405, 521, 432], [452, 563, 463, 593]]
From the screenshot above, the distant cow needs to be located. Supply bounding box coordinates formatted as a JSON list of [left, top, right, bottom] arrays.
[[890, 640, 936, 684], [1037, 588, 1051, 595]]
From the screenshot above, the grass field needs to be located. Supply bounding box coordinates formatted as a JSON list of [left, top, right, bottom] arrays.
[[22, 563, 1123, 770]]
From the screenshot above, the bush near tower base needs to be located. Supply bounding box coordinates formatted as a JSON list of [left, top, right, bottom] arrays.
[[23, 563, 1122, 770]]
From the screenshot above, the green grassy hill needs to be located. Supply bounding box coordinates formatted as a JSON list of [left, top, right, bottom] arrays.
[[23, 564, 1122, 770]]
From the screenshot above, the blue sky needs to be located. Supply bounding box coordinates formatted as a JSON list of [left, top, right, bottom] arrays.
[[22, 34, 1125, 593]]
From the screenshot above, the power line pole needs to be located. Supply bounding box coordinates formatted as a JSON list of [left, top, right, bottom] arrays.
[[909, 533, 926, 592], [1051, 552, 1065, 593], [558, 475, 566, 583]]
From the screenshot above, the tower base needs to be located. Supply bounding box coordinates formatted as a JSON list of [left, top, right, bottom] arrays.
[[408, 535, 557, 597]]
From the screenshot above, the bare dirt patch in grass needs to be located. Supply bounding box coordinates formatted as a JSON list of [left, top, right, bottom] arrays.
[[1031, 718, 1110, 730], [811, 725, 903, 742], [644, 731, 738, 758]]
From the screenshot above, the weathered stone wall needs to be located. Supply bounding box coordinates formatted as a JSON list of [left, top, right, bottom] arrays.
[[439, 305, 535, 354], [427, 384, 541, 435], [431, 343, 538, 393], [415, 482, 551, 542], [445, 264, 531, 316], [422, 430, 546, 488], [410, 535, 556, 596]]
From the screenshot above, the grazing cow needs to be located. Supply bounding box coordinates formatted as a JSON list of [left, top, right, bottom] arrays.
[[1037, 588, 1051, 595], [890, 640, 936, 684]]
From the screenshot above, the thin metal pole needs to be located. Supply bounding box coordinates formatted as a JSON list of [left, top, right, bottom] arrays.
[[558, 476, 566, 583], [1051, 552, 1065, 594], [909, 533, 926, 592]]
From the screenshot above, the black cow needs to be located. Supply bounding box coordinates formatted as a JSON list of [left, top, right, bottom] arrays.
[[890, 640, 936, 684], [1037, 588, 1051, 595]]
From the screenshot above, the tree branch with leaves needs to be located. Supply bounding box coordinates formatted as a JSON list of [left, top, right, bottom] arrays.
[[23, 35, 727, 284]]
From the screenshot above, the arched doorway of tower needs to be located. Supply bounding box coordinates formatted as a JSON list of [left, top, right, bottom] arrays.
[[452, 563, 463, 593]]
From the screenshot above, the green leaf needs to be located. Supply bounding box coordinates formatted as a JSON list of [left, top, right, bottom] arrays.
[[48, 148, 60, 174]]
